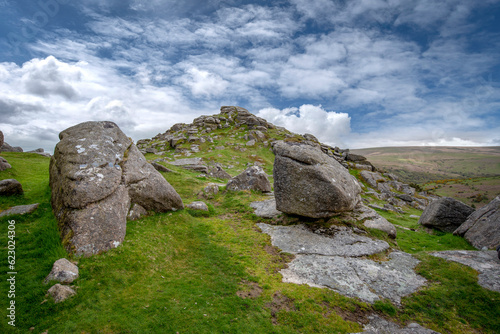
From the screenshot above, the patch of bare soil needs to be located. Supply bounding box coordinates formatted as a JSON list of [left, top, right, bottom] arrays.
[[324, 303, 371, 325], [265, 292, 297, 325], [264, 244, 295, 273], [236, 280, 262, 299]]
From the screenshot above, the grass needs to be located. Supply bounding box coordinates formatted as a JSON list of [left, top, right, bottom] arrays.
[[1, 142, 500, 333]]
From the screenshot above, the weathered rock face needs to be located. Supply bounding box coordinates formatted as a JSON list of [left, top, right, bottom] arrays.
[[226, 165, 272, 192], [0, 179, 23, 196], [50, 121, 183, 256], [273, 141, 361, 218], [418, 197, 474, 233], [431, 250, 500, 293], [258, 223, 426, 304], [454, 196, 500, 249]]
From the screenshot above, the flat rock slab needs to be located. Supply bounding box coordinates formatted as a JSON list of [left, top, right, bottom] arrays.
[[281, 252, 426, 304], [0, 204, 39, 218], [430, 250, 500, 293], [258, 223, 427, 304], [257, 223, 390, 257], [351, 314, 440, 334], [250, 199, 282, 218]]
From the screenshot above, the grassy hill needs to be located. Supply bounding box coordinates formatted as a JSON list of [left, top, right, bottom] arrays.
[[352, 146, 500, 208], [1, 122, 499, 333]]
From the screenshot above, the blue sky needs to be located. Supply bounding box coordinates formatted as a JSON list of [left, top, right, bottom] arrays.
[[0, 0, 499, 151]]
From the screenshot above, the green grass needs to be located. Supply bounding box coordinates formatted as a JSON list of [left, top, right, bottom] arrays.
[[1, 145, 499, 333]]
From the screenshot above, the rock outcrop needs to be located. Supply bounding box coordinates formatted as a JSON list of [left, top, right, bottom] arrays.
[[0, 131, 3, 148], [50, 121, 183, 256], [418, 197, 474, 233], [273, 141, 361, 218], [454, 196, 500, 249], [226, 165, 272, 192], [431, 250, 500, 293], [0, 142, 23, 152], [168, 157, 209, 173], [258, 223, 426, 304], [0, 179, 23, 196]]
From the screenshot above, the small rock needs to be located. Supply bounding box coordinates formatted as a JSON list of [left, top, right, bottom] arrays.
[[127, 203, 148, 221], [0, 203, 39, 218], [151, 162, 174, 173], [44, 258, 79, 284], [47, 284, 76, 303], [246, 139, 256, 146], [187, 201, 209, 211], [227, 166, 272, 193], [0, 156, 12, 171], [0, 179, 23, 196]]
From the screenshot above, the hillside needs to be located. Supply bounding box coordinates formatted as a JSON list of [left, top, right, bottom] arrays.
[[352, 146, 500, 208], [351, 146, 500, 183], [1, 108, 499, 334]]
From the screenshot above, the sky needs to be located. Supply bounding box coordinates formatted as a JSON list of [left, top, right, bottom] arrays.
[[0, 0, 499, 152]]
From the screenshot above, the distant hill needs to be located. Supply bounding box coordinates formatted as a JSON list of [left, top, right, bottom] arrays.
[[352, 146, 500, 208], [351, 146, 500, 183]]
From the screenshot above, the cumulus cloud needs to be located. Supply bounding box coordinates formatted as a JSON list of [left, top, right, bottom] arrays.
[[257, 105, 352, 147]]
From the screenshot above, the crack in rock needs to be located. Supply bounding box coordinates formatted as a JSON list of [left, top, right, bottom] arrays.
[[258, 223, 427, 304]]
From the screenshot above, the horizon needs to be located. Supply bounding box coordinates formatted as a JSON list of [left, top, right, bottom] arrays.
[[1, 0, 500, 151]]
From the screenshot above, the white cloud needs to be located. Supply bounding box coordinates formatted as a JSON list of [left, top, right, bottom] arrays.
[[178, 67, 229, 97], [257, 105, 352, 147]]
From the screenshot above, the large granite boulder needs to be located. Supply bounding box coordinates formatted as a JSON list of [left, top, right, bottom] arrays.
[[226, 165, 272, 192], [0, 179, 23, 196], [454, 196, 500, 249], [418, 197, 474, 233], [273, 141, 361, 218], [50, 121, 183, 256]]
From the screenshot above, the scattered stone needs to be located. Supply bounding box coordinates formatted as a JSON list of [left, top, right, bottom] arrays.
[[360, 171, 386, 189], [246, 139, 256, 146], [168, 157, 209, 173], [410, 215, 420, 219], [208, 165, 231, 179], [351, 314, 441, 334], [226, 166, 272, 192], [364, 216, 397, 239], [250, 198, 282, 218], [50, 121, 183, 256], [127, 203, 148, 221], [0, 203, 39, 218], [273, 141, 361, 218], [431, 250, 500, 293], [47, 284, 76, 303], [454, 196, 500, 250], [44, 258, 79, 284], [198, 183, 219, 199], [0, 156, 11, 171], [418, 197, 474, 233], [187, 201, 209, 211], [0, 179, 23, 196], [151, 162, 174, 173]]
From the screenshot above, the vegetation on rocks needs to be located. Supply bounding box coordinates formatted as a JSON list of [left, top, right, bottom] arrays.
[[1, 109, 499, 333]]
